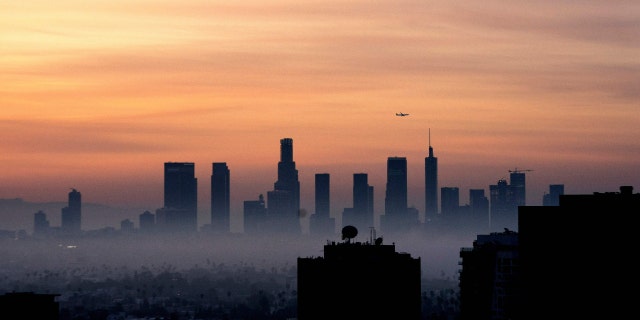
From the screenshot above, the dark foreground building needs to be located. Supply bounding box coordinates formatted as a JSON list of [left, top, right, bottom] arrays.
[[0, 292, 60, 320], [297, 226, 421, 320], [519, 185, 638, 319]]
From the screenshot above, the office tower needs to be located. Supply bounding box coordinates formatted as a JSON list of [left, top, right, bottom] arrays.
[[61, 188, 81, 235], [382, 157, 415, 233], [211, 162, 230, 233], [440, 187, 460, 216], [310, 173, 335, 236], [163, 162, 198, 233], [298, 226, 421, 320], [508, 169, 528, 206], [244, 194, 267, 235], [542, 184, 564, 206], [489, 178, 517, 231], [519, 186, 639, 319], [33, 210, 50, 237], [469, 189, 490, 231], [120, 219, 134, 233], [459, 229, 519, 320], [266, 138, 301, 234], [355, 173, 374, 228], [139, 210, 155, 233], [315, 173, 330, 218], [342, 173, 374, 231], [425, 128, 438, 221]]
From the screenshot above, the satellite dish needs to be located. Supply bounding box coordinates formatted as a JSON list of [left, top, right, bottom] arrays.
[[375, 237, 383, 245], [342, 225, 358, 241]]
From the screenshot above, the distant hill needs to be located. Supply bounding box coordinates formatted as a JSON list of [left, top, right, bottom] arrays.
[[0, 198, 149, 234]]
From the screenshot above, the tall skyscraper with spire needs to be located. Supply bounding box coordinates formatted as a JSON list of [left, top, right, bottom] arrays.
[[267, 138, 301, 234], [211, 162, 230, 233], [425, 129, 438, 223]]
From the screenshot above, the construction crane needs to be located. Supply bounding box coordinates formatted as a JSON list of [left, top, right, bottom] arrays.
[[509, 168, 534, 173]]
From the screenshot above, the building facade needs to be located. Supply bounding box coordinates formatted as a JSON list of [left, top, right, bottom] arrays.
[[211, 162, 230, 233]]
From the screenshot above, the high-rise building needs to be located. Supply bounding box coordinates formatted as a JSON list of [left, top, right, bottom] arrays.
[[61, 188, 81, 235], [381, 157, 417, 233], [459, 229, 520, 320], [489, 178, 517, 231], [469, 189, 490, 231], [298, 226, 421, 319], [385, 157, 408, 216], [342, 173, 374, 231], [310, 173, 335, 236], [33, 210, 50, 237], [542, 184, 564, 206], [425, 129, 438, 222], [266, 138, 301, 234], [139, 210, 155, 233], [244, 194, 267, 235], [489, 170, 529, 231], [440, 186, 460, 216], [163, 162, 198, 232], [509, 170, 527, 206], [314, 173, 330, 218], [211, 162, 230, 233]]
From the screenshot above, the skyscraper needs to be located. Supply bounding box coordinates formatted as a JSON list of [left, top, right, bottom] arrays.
[[509, 170, 527, 206], [425, 129, 438, 222], [162, 162, 198, 233], [211, 162, 230, 233], [61, 188, 81, 235], [382, 157, 416, 233], [266, 138, 301, 234], [542, 184, 564, 206], [310, 173, 335, 236], [342, 173, 374, 231], [315, 173, 330, 218]]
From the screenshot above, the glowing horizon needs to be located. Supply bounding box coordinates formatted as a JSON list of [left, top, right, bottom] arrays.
[[2, 1, 639, 231]]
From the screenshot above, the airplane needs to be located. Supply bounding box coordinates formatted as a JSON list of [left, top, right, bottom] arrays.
[[395, 112, 409, 116]]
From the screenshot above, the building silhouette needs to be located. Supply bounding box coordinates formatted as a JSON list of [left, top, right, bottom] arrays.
[[244, 194, 267, 235], [469, 188, 490, 232], [381, 157, 418, 233], [266, 138, 301, 234], [342, 173, 374, 232], [518, 185, 638, 319], [309, 173, 335, 236], [489, 179, 517, 232], [425, 128, 438, 222], [458, 229, 519, 320], [210, 162, 230, 233], [542, 183, 564, 206], [441, 186, 460, 217], [297, 226, 421, 319], [33, 210, 50, 237], [161, 162, 197, 233], [61, 188, 81, 235], [0, 292, 60, 320], [138, 210, 155, 233]]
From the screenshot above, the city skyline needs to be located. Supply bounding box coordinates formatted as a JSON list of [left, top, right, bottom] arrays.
[[2, 1, 639, 232]]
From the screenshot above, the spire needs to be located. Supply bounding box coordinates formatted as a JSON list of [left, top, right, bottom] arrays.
[[428, 128, 434, 157]]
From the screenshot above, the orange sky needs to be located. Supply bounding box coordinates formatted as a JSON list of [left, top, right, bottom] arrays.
[[1, 1, 639, 231]]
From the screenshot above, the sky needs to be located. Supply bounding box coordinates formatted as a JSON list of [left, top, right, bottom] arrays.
[[1, 1, 639, 232]]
